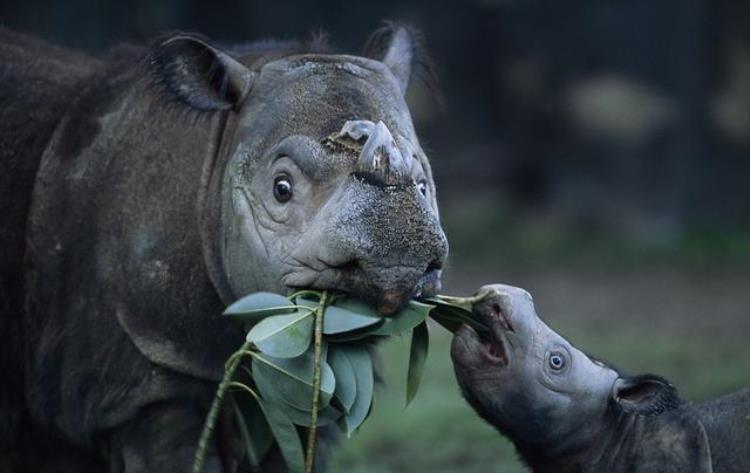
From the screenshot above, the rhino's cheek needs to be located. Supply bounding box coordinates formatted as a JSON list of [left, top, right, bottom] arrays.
[[222, 189, 292, 296]]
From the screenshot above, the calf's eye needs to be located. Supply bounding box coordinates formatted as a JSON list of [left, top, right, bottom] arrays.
[[549, 353, 566, 371], [417, 179, 428, 197], [273, 175, 293, 203]]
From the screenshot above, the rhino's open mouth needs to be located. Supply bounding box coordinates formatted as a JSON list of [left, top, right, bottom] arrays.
[[477, 326, 510, 366], [452, 303, 514, 368]]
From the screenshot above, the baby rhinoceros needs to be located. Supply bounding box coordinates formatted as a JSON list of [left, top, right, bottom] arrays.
[[451, 284, 750, 473]]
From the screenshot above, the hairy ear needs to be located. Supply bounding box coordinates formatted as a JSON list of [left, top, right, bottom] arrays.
[[150, 33, 255, 111], [363, 22, 428, 95], [613, 374, 682, 416]]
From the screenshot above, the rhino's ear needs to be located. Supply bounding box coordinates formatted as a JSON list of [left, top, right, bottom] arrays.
[[363, 22, 426, 95], [612, 374, 682, 416], [150, 34, 254, 111]]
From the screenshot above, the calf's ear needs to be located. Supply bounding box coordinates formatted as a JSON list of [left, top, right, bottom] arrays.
[[150, 34, 255, 111], [612, 374, 681, 416]]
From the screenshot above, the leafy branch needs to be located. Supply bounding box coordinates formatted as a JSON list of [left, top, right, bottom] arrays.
[[191, 290, 488, 473]]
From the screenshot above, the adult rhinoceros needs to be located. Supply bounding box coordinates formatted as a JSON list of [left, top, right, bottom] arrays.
[[0, 24, 448, 472]]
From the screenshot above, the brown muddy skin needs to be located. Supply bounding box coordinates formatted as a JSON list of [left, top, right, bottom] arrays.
[[451, 284, 750, 473], [0, 24, 447, 472]]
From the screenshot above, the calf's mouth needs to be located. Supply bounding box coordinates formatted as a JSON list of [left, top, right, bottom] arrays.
[[452, 305, 514, 369]]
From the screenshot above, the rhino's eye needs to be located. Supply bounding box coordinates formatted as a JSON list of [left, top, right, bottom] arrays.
[[549, 353, 566, 371], [417, 179, 428, 197], [273, 175, 293, 203]]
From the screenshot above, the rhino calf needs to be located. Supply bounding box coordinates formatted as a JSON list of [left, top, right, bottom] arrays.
[[451, 284, 750, 473]]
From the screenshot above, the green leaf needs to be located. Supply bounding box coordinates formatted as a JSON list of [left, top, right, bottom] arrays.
[[370, 300, 433, 336], [337, 346, 374, 437], [260, 399, 305, 473], [326, 326, 381, 343], [277, 402, 344, 428], [426, 300, 489, 333], [295, 297, 319, 310], [230, 392, 273, 468], [247, 311, 313, 358], [328, 346, 357, 413], [251, 344, 336, 412], [323, 304, 383, 335], [331, 298, 382, 318], [406, 322, 429, 406], [227, 383, 305, 473], [224, 292, 298, 323]]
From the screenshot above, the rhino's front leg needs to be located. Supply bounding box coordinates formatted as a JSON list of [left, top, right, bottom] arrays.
[[106, 402, 225, 473]]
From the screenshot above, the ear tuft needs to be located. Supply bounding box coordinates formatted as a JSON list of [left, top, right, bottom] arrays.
[[150, 33, 254, 112], [613, 374, 682, 416], [363, 21, 439, 98]]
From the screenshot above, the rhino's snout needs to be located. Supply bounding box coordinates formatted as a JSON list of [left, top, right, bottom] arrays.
[[351, 258, 445, 314], [286, 179, 448, 314]]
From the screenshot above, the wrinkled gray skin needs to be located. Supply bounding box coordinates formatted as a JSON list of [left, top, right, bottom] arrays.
[[0, 25, 447, 472], [452, 284, 750, 473]]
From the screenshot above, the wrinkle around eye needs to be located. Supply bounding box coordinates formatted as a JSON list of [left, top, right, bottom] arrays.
[[240, 185, 289, 227], [237, 187, 271, 259]]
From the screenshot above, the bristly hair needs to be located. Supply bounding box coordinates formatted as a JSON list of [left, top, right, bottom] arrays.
[[362, 20, 444, 110], [615, 374, 683, 417], [227, 29, 333, 58], [143, 29, 334, 120], [147, 31, 238, 113]]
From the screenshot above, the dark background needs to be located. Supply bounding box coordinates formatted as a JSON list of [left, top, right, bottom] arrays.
[[3, 1, 749, 472], [3, 0, 749, 244]]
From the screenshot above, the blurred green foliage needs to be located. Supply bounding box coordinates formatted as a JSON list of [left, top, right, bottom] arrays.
[[440, 195, 750, 270]]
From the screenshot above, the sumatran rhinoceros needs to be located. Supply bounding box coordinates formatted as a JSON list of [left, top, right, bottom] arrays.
[[0, 24, 448, 472], [452, 284, 750, 473]]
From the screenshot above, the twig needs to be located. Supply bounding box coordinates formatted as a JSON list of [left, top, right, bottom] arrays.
[[304, 291, 328, 473], [191, 340, 253, 473]]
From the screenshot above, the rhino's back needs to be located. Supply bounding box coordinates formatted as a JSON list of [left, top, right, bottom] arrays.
[[0, 29, 99, 279], [0, 28, 99, 464], [695, 388, 750, 472]]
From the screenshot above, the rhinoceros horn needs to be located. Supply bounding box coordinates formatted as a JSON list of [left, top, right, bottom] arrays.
[[338, 119, 413, 186]]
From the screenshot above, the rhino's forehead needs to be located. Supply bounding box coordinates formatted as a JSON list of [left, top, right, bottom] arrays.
[[264, 54, 394, 84], [247, 54, 416, 139]]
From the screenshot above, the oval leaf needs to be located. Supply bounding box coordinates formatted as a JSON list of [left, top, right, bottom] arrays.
[[247, 312, 313, 358], [328, 346, 357, 413], [426, 300, 489, 333], [258, 399, 305, 473], [251, 345, 335, 412], [370, 300, 433, 336], [337, 346, 374, 437], [406, 321, 429, 406], [230, 392, 273, 468], [224, 292, 297, 323], [279, 402, 344, 428], [331, 298, 382, 318], [228, 384, 304, 473], [323, 304, 383, 335]]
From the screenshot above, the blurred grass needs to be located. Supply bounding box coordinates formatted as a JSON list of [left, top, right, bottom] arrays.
[[440, 194, 750, 270], [331, 322, 750, 473]]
